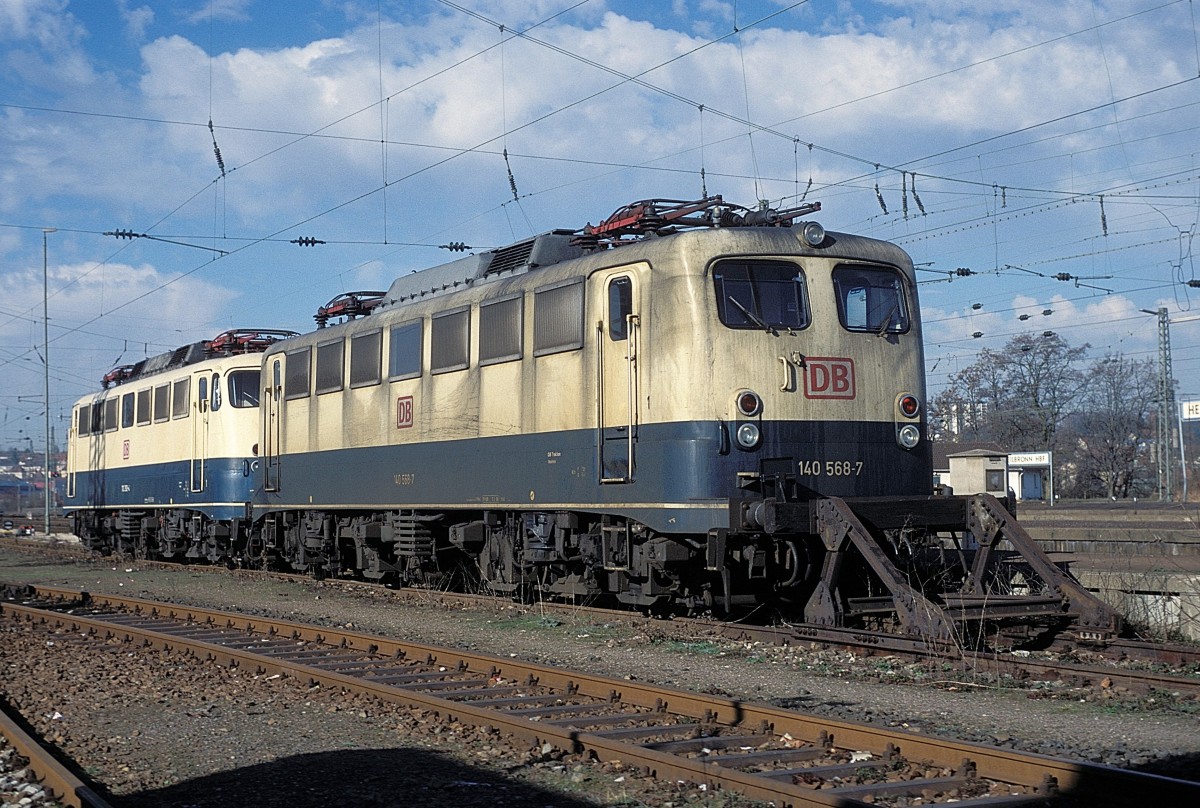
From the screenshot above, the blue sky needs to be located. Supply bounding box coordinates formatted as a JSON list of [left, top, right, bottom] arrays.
[[2, 0, 1199, 450]]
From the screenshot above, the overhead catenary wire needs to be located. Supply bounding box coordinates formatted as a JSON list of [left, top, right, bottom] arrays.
[[5, 1, 1199, 409]]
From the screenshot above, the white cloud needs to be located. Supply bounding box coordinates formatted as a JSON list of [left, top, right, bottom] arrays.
[[0, 257, 240, 402], [118, 1, 155, 41], [181, 0, 251, 25]]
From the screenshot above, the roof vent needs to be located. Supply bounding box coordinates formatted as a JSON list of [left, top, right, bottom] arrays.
[[483, 238, 536, 276]]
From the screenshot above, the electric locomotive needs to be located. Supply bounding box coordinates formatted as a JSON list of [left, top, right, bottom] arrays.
[[64, 330, 295, 560], [66, 197, 1123, 643], [254, 198, 924, 598]]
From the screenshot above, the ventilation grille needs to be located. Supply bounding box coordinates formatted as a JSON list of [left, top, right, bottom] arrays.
[[483, 238, 536, 276]]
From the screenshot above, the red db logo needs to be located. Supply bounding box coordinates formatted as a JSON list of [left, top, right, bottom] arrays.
[[804, 357, 855, 399], [396, 396, 414, 429]]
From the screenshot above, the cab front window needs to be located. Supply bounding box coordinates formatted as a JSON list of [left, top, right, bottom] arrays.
[[712, 260, 808, 331], [832, 264, 910, 334], [228, 369, 261, 408]]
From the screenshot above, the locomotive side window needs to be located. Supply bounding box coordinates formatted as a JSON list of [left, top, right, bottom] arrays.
[[284, 347, 311, 400], [533, 280, 584, 356], [315, 339, 345, 394], [197, 377, 208, 412], [104, 398, 119, 432], [479, 296, 523, 365], [712, 260, 809, 330], [350, 330, 382, 387], [431, 308, 470, 374], [136, 389, 151, 425], [77, 404, 91, 436], [608, 277, 632, 341], [832, 264, 910, 334], [121, 393, 135, 428], [171, 378, 190, 419], [228, 370, 260, 407], [388, 320, 422, 380], [90, 401, 103, 433], [211, 373, 222, 411], [153, 384, 170, 422]]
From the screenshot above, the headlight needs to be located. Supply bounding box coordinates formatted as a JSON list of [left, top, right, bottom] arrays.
[[801, 221, 825, 247], [897, 424, 921, 449], [736, 422, 761, 449]]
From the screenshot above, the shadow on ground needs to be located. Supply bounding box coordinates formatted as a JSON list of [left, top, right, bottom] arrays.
[[114, 746, 608, 808]]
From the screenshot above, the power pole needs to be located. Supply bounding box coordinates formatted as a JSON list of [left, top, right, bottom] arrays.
[[1147, 307, 1176, 500]]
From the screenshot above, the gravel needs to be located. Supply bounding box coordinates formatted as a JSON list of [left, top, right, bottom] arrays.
[[1, 544, 1198, 806], [1, 737, 60, 808]]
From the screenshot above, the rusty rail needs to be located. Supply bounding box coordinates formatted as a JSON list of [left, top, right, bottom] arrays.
[[3, 584, 1197, 807], [4, 535, 1197, 698], [0, 699, 113, 808]]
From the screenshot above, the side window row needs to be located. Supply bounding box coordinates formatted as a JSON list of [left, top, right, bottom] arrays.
[[75, 369, 260, 436], [283, 280, 584, 399]]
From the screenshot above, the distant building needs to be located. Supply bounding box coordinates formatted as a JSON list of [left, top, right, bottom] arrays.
[[933, 442, 1051, 502], [937, 447, 1010, 499]]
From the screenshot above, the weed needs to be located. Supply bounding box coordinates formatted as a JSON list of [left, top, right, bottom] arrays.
[[663, 640, 723, 656]]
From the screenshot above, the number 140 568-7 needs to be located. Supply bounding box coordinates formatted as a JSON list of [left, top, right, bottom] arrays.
[[798, 460, 863, 477]]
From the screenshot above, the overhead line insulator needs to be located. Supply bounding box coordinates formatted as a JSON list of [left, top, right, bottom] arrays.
[[291, 236, 326, 247]]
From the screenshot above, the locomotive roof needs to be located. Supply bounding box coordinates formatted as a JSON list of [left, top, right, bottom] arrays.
[[97, 329, 298, 392], [377, 230, 584, 308], [372, 196, 912, 311], [374, 221, 913, 313]]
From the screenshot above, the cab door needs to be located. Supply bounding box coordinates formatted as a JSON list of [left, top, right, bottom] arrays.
[[190, 371, 209, 493], [596, 272, 639, 483], [262, 357, 282, 491]]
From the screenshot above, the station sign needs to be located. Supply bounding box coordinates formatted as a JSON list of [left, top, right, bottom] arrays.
[[1008, 452, 1051, 466], [1183, 400, 1200, 421]]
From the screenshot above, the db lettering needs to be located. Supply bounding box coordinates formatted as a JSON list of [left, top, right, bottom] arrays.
[[396, 396, 414, 429], [805, 358, 856, 400]]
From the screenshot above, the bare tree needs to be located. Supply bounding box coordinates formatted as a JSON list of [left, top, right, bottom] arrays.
[[1065, 353, 1157, 498], [932, 333, 1089, 452]]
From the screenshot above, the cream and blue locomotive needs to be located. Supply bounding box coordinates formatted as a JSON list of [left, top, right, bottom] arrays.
[[66, 197, 1122, 641], [64, 330, 293, 560], [254, 197, 929, 607]]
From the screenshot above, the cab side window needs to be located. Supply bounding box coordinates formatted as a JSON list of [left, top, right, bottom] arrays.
[[121, 393, 135, 428], [608, 277, 632, 341]]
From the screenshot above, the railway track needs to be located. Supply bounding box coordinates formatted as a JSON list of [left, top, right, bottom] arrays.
[[5, 537, 1199, 702], [2, 583, 1197, 807]]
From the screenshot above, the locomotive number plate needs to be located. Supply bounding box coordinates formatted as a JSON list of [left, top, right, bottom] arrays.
[[798, 460, 864, 477]]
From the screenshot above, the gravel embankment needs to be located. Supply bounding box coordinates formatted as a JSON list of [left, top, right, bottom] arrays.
[[1, 545, 1197, 806]]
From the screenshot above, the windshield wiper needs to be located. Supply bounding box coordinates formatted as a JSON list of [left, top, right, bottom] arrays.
[[728, 296, 775, 334], [874, 301, 900, 337]]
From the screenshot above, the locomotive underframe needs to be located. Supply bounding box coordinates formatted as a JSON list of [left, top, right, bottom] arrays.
[[736, 492, 1123, 643], [72, 490, 1123, 646]]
